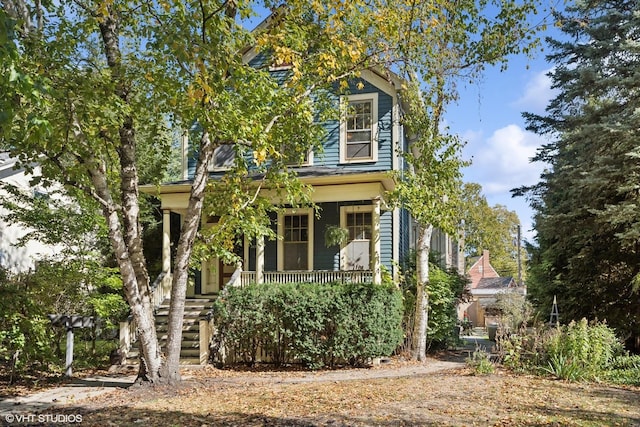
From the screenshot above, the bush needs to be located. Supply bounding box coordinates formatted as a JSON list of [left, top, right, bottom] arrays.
[[498, 319, 626, 382], [0, 280, 55, 376], [211, 281, 403, 369], [400, 251, 469, 352], [543, 319, 623, 380], [604, 355, 640, 386], [466, 347, 494, 375]]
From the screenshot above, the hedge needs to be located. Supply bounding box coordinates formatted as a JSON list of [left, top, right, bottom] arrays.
[[210, 281, 403, 368]]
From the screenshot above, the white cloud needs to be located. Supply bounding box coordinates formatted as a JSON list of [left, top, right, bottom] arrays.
[[512, 68, 557, 114], [465, 124, 547, 196]]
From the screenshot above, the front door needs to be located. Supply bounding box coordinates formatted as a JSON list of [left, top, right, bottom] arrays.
[[201, 258, 235, 294], [341, 207, 372, 270]]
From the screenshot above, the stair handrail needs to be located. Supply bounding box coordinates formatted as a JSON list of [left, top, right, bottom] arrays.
[[150, 270, 170, 309]]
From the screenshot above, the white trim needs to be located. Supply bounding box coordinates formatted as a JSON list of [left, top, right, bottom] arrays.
[[286, 148, 314, 167], [360, 69, 400, 97], [256, 236, 265, 284], [392, 94, 401, 171], [269, 64, 293, 71], [277, 207, 314, 271], [242, 46, 260, 65], [372, 198, 381, 284], [340, 93, 379, 164]]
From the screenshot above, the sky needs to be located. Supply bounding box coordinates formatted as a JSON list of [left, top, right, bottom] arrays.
[[445, 44, 559, 243], [442, 1, 570, 245]]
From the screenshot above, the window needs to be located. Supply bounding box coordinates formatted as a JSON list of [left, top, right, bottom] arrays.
[[340, 206, 373, 270], [283, 215, 308, 270], [278, 209, 314, 271], [283, 145, 313, 166], [347, 211, 372, 241], [340, 93, 378, 163], [209, 144, 235, 170]]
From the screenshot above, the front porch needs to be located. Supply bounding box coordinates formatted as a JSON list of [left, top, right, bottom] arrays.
[[152, 173, 403, 299]]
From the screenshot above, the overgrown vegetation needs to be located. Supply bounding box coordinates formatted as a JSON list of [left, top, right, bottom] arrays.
[[0, 266, 126, 382], [400, 251, 469, 352], [210, 281, 403, 369], [466, 347, 495, 375], [498, 319, 639, 385], [485, 290, 532, 332]]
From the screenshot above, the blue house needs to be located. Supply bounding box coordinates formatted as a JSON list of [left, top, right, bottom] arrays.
[[123, 18, 464, 365], [151, 59, 463, 299]]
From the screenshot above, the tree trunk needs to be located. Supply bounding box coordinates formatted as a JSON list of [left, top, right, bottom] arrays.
[[86, 159, 162, 382], [162, 132, 217, 383], [96, 6, 162, 383], [412, 223, 433, 361]]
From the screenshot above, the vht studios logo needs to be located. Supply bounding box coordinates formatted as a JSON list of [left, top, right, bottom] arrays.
[[4, 413, 83, 424]]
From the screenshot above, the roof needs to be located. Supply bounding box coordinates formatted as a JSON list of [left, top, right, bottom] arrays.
[[0, 153, 21, 180], [475, 277, 516, 290]]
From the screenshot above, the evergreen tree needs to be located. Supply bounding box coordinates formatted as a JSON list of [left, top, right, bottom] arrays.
[[517, 0, 640, 346]]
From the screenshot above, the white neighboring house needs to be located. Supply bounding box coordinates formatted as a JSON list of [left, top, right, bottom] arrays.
[[0, 153, 60, 273]]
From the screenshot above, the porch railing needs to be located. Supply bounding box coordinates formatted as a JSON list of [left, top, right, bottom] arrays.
[[239, 270, 374, 286]]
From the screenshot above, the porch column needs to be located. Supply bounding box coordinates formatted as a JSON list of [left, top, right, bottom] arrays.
[[161, 209, 172, 296], [256, 235, 265, 284], [372, 197, 381, 284]]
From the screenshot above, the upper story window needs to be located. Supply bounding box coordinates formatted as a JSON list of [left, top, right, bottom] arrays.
[[209, 144, 235, 171], [340, 93, 378, 163], [284, 147, 313, 167]]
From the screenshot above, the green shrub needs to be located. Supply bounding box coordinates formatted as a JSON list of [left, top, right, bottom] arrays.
[[541, 352, 586, 381], [466, 347, 494, 375], [498, 319, 626, 382], [0, 281, 55, 375], [543, 319, 623, 380], [603, 355, 640, 386], [400, 251, 469, 352], [211, 281, 403, 368]]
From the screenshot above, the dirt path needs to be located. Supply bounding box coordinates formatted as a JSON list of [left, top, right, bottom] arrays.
[[197, 358, 466, 386]]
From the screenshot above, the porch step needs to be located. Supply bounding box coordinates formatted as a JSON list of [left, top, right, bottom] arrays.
[[123, 298, 214, 366], [157, 298, 213, 362]]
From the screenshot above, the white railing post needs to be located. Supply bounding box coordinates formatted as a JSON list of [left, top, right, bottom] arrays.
[[119, 320, 131, 361], [256, 236, 265, 284], [199, 319, 211, 366]]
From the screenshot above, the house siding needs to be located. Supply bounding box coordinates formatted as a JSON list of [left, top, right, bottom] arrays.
[[245, 202, 393, 275], [398, 208, 411, 268], [186, 79, 395, 179], [181, 53, 413, 282], [314, 203, 341, 270], [318, 80, 393, 171], [380, 208, 393, 273]]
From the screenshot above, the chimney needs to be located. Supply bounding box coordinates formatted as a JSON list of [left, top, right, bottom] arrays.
[[482, 250, 490, 278]]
